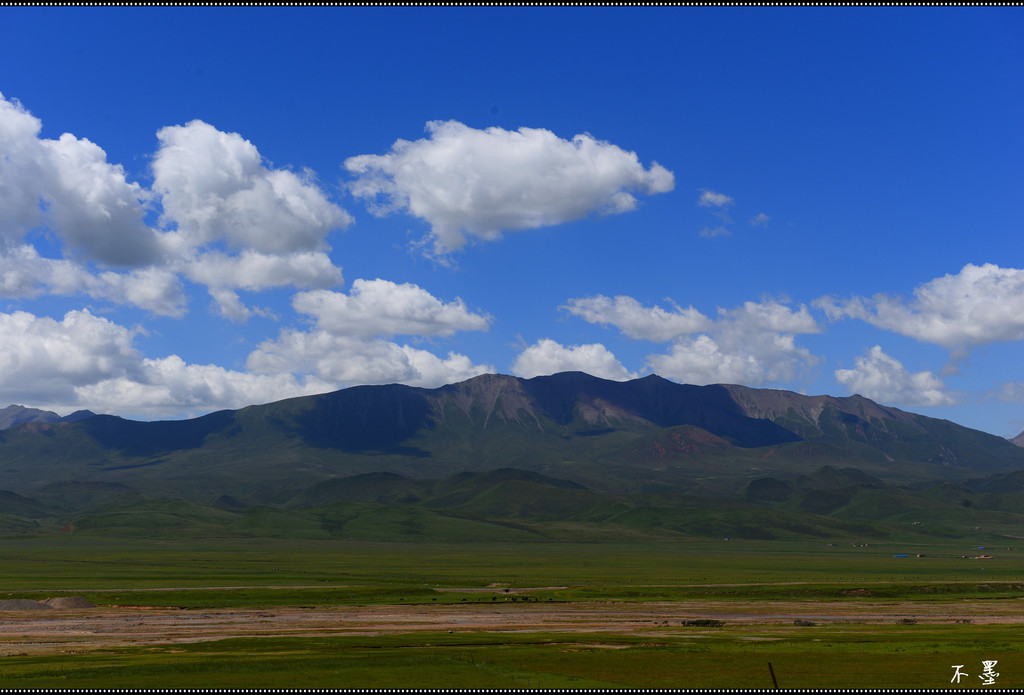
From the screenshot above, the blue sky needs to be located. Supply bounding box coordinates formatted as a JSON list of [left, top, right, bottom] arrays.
[[1, 7, 1022, 438]]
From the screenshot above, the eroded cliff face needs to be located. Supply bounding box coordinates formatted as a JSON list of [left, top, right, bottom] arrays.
[[426, 373, 670, 434], [721, 384, 920, 432], [429, 373, 546, 431]]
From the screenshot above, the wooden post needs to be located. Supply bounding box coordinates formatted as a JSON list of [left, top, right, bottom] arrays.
[[768, 662, 779, 690]]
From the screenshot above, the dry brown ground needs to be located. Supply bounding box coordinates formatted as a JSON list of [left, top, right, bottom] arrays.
[[2, 598, 1024, 656]]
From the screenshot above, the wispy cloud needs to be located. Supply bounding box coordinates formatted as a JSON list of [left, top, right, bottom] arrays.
[[699, 226, 732, 239], [698, 189, 734, 208], [995, 382, 1024, 403]]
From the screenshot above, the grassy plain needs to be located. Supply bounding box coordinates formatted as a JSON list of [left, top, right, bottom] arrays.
[[1, 536, 1023, 688], [4, 626, 1023, 689]]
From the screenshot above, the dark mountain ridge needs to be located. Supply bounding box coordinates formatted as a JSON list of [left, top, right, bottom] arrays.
[[0, 405, 94, 430], [1, 372, 1022, 509]]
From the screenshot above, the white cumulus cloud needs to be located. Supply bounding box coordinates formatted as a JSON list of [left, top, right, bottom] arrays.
[[651, 300, 820, 385], [246, 331, 493, 388], [834, 345, 956, 407], [0, 310, 141, 406], [76, 356, 334, 421], [293, 278, 491, 339], [647, 330, 817, 386], [564, 294, 821, 387], [151, 120, 353, 318], [561, 294, 711, 342], [183, 249, 344, 321], [153, 119, 352, 255], [0, 308, 333, 419], [816, 263, 1024, 352], [0, 245, 186, 316], [727, 299, 820, 334], [0, 95, 353, 319], [647, 335, 761, 385], [344, 120, 674, 255], [0, 92, 162, 266], [510, 338, 637, 381], [245, 279, 494, 389], [183, 250, 344, 292]]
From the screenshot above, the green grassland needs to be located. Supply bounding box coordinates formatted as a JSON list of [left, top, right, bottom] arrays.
[[1, 536, 1023, 688], [4, 375, 1024, 687], [3, 625, 1022, 689], [3, 536, 1023, 594]]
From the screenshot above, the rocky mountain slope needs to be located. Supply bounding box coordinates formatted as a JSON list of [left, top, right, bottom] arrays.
[[0, 372, 1021, 505]]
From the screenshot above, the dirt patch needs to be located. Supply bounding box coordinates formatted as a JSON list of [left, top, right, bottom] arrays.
[[43, 597, 96, 609], [841, 588, 873, 597], [444, 586, 568, 593], [0, 597, 96, 611], [2, 599, 1023, 657]]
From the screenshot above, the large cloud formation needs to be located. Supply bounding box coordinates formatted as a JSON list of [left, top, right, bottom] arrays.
[[816, 263, 1024, 352], [0, 93, 352, 320], [344, 120, 674, 255], [152, 119, 352, 319], [0, 280, 495, 418], [0, 93, 502, 417]]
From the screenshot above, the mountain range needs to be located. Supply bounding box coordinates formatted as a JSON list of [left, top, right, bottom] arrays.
[[0, 404, 94, 430], [2, 372, 1023, 540]]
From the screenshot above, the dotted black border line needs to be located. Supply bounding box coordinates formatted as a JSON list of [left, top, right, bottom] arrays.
[[0, 691, 1022, 695], [4, 2, 1024, 6]]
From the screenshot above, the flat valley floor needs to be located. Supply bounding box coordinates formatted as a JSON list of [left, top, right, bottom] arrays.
[[2, 538, 1023, 688], [2, 596, 1024, 689]]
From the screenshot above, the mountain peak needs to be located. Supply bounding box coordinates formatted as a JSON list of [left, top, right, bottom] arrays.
[[0, 405, 95, 430]]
